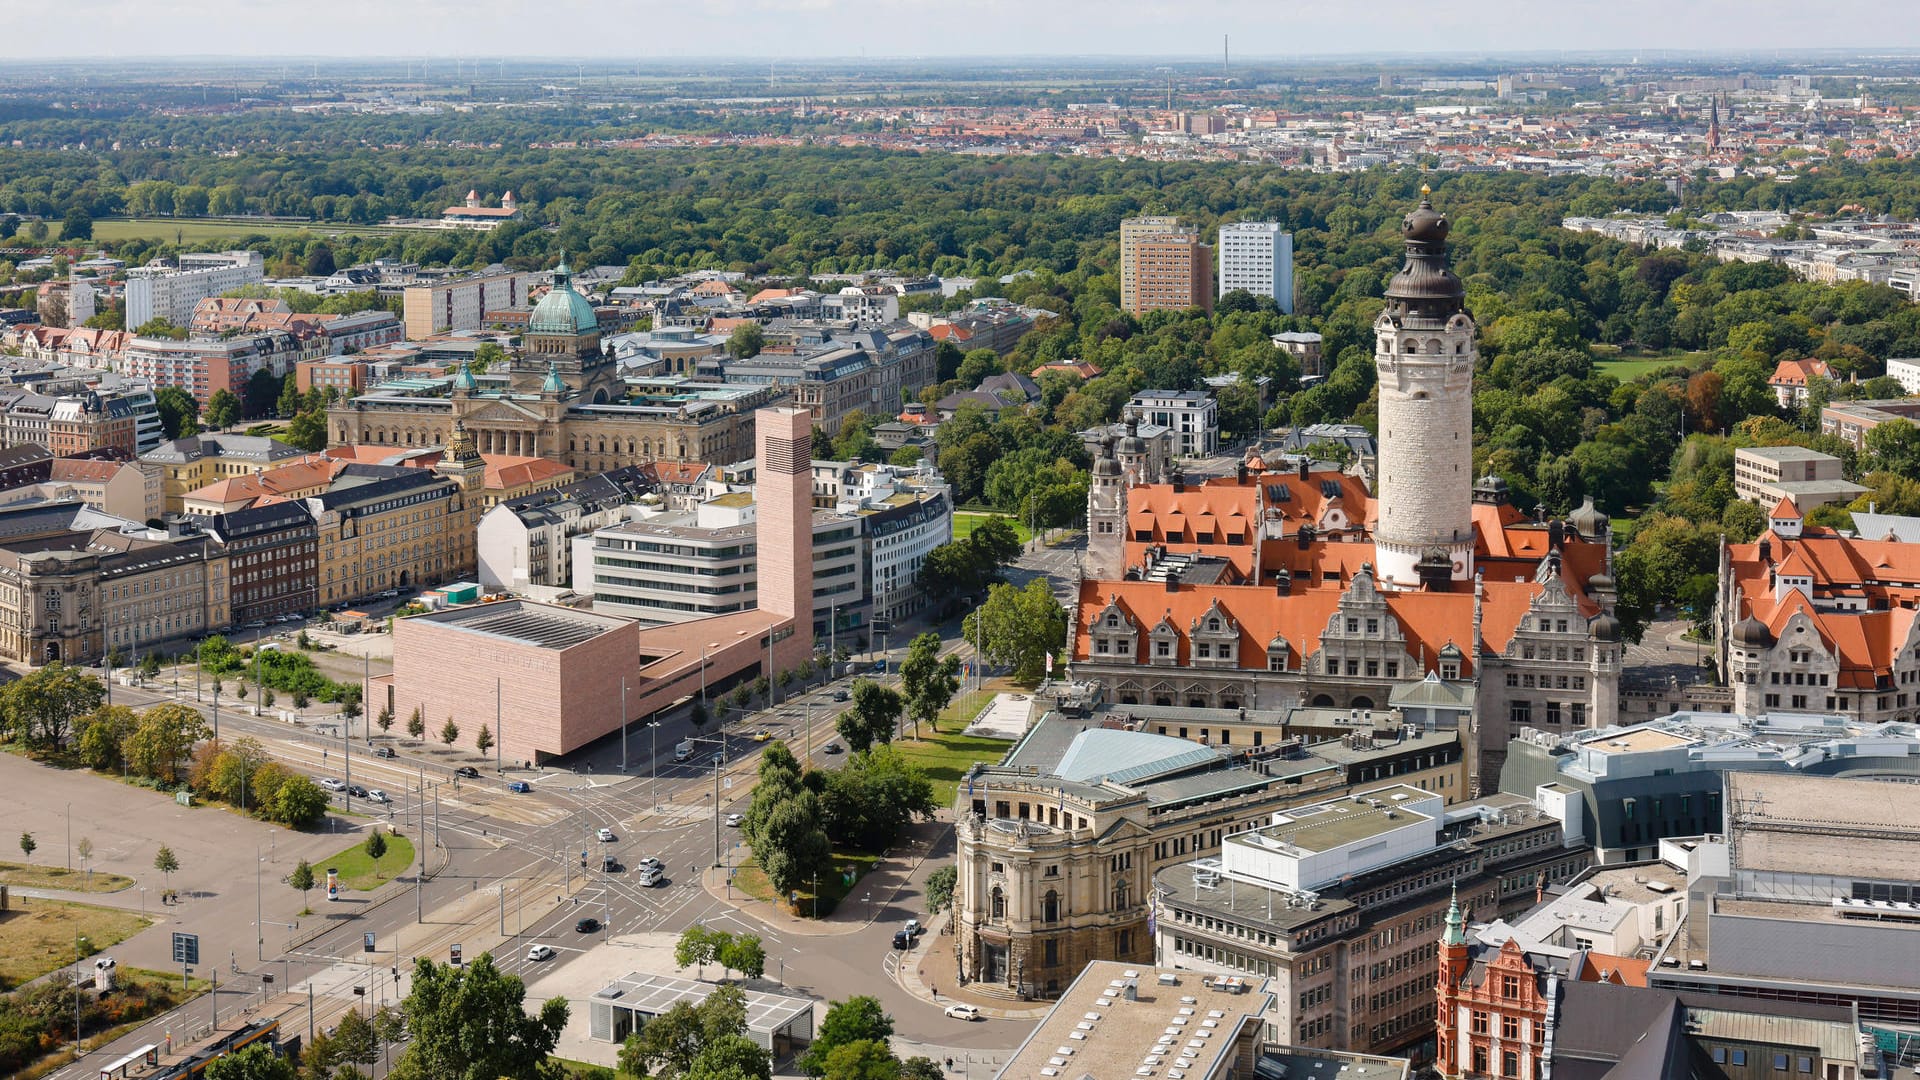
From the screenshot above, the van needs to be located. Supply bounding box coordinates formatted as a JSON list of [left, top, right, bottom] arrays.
[[675, 740, 695, 763], [637, 866, 663, 888]]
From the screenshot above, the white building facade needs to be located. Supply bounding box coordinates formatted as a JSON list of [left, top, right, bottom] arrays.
[[1124, 390, 1219, 457], [124, 252, 266, 329], [1217, 222, 1295, 314]]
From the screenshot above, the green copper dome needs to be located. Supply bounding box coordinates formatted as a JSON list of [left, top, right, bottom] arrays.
[[529, 253, 598, 335], [541, 360, 566, 396], [452, 360, 478, 393]]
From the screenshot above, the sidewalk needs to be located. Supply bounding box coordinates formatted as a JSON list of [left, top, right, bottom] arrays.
[[898, 909, 1049, 1021]]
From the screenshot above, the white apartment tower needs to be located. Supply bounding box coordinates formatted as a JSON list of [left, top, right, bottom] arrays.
[[124, 252, 266, 329], [1216, 222, 1294, 313], [1374, 190, 1476, 591]]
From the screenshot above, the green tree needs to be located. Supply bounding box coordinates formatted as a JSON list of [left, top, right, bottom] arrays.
[[277, 377, 303, 418], [619, 983, 756, 1080], [376, 706, 394, 734], [440, 718, 460, 748], [470, 342, 507, 374], [802, 996, 894, 1077], [718, 934, 766, 981], [899, 632, 959, 736], [123, 703, 211, 784], [75, 704, 139, 771], [726, 322, 765, 360], [963, 578, 1069, 683], [685, 1034, 773, 1080], [60, 207, 92, 241], [332, 1010, 379, 1069], [475, 724, 493, 755], [820, 1039, 902, 1080], [204, 1043, 297, 1080], [407, 706, 425, 740], [925, 865, 958, 914], [675, 924, 730, 976], [389, 953, 567, 1080], [284, 409, 328, 452], [364, 830, 389, 865], [153, 844, 180, 887], [243, 370, 281, 420], [838, 679, 903, 753], [271, 775, 329, 827], [153, 385, 200, 438], [0, 661, 106, 749], [821, 745, 937, 852], [755, 790, 834, 901], [18, 831, 35, 862], [289, 859, 315, 911]]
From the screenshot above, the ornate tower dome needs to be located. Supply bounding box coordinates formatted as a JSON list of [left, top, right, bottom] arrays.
[[1373, 186, 1478, 592], [529, 253, 599, 336]]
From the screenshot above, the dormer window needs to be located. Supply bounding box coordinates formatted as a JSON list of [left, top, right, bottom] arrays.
[[1207, 618, 1221, 632]]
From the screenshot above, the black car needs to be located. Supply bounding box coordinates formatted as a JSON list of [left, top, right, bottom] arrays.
[[602, 855, 621, 873], [346, 784, 368, 799], [454, 766, 481, 779], [892, 930, 912, 950], [575, 917, 600, 933], [824, 742, 844, 755], [832, 689, 850, 702], [373, 746, 396, 759]]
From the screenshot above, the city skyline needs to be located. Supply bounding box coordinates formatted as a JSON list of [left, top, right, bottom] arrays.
[[20, 0, 1920, 60]]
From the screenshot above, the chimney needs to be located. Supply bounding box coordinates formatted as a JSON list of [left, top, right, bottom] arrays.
[[1758, 537, 1772, 564], [1165, 574, 1180, 593], [1297, 524, 1314, 550], [1236, 462, 1249, 485], [1298, 458, 1310, 481], [1547, 520, 1565, 550]]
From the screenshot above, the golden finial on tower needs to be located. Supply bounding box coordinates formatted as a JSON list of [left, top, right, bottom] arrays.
[[1421, 182, 1432, 195]]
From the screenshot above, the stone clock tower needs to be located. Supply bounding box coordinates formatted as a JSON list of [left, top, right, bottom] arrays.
[[1374, 188, 1477, 591]]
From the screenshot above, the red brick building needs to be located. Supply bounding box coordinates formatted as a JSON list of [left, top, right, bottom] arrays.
[[1436, 891, 1548, 1080]]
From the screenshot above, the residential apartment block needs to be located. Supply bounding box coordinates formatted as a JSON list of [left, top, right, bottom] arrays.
[[117, 332, 303, 407], [1217, 222, 1295, 313], [1731, 446, 1863, 510], [193, 501, 319, 623], [124, 251, 265, 329], [1124, 389, 1219, 457], [1124, 228, 1214, 316], [1120, 216, 1183, 313], [1818, 397, 1920, 450], [401, 267, 531, 338], [142, 435, 311, 514]]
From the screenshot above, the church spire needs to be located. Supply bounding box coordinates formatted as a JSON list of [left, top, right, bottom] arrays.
[[1443, 883, 1467, 946]]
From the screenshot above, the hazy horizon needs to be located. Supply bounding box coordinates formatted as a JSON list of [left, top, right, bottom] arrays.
[[20, 0, 1919, 62]]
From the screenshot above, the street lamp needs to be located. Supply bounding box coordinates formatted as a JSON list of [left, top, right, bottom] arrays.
[[620, 678, 628, 773], [647, 721, 661, 810]]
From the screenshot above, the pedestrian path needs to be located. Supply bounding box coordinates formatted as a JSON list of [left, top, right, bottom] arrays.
[[697, 815, 951, 938]]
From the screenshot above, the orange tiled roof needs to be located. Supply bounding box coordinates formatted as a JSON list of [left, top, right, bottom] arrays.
[[1768, 358, 1831, 387], [483, 455, 574, 492], [48, 458, 123, 484], [1727, 529, 1920, 688]]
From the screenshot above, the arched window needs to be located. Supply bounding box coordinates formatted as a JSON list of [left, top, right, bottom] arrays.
[[990, 887, 1005, 921], [1402, 339, 1416, 353], [1043, 890, 1059, 923]]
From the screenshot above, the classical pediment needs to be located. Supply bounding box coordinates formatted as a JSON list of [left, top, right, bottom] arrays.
[[461, 399, 546, 424]]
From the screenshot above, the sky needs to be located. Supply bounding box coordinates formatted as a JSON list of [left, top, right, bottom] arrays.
[[30, 0, 1920, 59]]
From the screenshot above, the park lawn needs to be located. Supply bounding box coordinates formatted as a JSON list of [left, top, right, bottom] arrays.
[[0, 861, 135, 894], [953, 511, 1033, 544], [551, 1058, 639, 1080], [82, 217, 426, 244], [732, 849, 882, 917], [319, 833, 415, 891], [1594, 350, 1712, 383], [0, 897, 151, 988], [892, 683, 1023, 805]]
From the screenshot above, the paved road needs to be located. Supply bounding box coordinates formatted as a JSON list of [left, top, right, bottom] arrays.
[[28, 620, 1020, 1077]]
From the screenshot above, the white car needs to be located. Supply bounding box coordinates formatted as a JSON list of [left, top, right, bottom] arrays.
[[318, 777, 347, 792], [597, 828, 616, 842], [637, 866, 664, 888], [367, 789, 390, 804], [944, 1003, 982, 1021], [725, 813, 744, 828], [526, 944, 555, 962], [637, 857, 663, 872]]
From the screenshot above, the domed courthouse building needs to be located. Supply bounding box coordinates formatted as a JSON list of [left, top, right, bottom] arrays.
[[328, 257, 776, 470], [1069, 194, 1626, 796]]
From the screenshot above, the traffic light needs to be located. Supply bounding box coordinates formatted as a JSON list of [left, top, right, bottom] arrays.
[[262, 974, 275, 985], [392, 967, 399, 984]]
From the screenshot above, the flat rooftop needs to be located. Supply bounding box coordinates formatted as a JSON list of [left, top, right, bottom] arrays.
[[590, 971, 811, 1033], [1738, 445, 1836, 463], [1240, 786, 1436, 854], [997, 962, 1268, 1080], [411, 599, 627, 649], [1260, 1048, 1411, 1080], [1582, 727, 1699, 754]]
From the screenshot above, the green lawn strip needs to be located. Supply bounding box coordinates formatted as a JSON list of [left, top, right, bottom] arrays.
[[891, 682, 1022, 805], [953, 511, 1033, 543], [317, 833, 415, 891], [550, 1056, 638, 1080], [731, 849, 882, 917], [0, 897, 152, 988], [0, 861, 135, 894]]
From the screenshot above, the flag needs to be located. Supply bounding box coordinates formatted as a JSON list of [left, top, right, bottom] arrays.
[[1045, 652, 1055, 674]]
